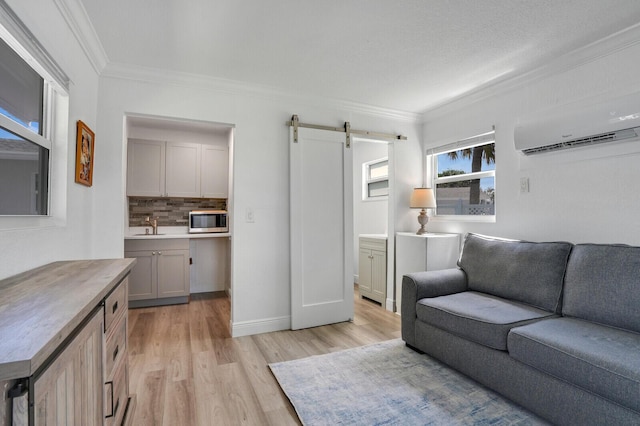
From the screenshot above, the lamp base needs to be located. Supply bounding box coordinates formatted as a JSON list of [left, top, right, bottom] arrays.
[[416, 209, 429, 235]]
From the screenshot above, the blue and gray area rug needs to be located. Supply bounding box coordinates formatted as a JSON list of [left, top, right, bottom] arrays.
[[269, 339, 548, 425]]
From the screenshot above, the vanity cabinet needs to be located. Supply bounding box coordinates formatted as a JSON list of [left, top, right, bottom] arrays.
[[127, 139, 228, 198], [358, 236, 387, 304], [125, 238, 190, 307]]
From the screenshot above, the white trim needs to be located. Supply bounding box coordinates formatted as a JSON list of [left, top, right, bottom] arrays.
[[54, 0, 108, 74], [231, 315, 290, 337]]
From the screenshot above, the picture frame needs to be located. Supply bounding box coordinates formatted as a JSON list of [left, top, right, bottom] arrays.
[[75, 120, 95, 186]]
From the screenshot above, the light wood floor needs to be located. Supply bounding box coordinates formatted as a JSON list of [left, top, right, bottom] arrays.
[[127, 287, 401, 426]]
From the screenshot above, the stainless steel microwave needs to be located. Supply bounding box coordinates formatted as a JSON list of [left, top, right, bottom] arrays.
[[189, 210, 228, 233]]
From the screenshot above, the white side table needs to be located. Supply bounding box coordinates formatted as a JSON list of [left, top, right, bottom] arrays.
[[395, 232, 461, 313]]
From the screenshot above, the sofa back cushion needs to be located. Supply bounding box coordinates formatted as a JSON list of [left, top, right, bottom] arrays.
[[458, 233, 573, 312], [563, 243, 640, 333]]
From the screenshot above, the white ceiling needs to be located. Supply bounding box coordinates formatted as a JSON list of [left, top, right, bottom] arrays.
[[80, 0, 640, 114]]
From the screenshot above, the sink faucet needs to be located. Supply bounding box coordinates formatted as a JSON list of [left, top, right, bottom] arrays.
[[143, 216, 159, 235]]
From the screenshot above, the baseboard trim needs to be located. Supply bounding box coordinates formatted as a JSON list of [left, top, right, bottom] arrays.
[[231, 315, 290, 337], [385, 298, 395, 312]]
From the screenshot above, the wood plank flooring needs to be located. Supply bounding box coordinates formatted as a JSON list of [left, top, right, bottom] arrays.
[[127, 287, 401, 426]]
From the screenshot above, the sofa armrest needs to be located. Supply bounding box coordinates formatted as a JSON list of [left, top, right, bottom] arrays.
[[401, 268, 467, 347]]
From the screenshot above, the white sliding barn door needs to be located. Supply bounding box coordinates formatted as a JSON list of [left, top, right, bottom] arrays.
[[290, 127, 354, 330]]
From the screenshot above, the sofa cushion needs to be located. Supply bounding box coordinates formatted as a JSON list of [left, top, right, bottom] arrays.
[[508, 317, 640, 413], [457, 233, 572, 313], [416, 291, 555, 350], [563, 243, 640, 334]]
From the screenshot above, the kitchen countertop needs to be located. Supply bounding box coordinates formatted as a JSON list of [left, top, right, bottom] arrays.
[[359, 234, 388, 240], [0, 259, 136, 381], [125, 226, 231, 240]]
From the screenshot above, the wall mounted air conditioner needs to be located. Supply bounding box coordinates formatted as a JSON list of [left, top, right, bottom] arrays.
[[514, 92, 640, 155]]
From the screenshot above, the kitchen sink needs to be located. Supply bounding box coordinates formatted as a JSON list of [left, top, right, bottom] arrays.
[[133, 233, 165, 236]]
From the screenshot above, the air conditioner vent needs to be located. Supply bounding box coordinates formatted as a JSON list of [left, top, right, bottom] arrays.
[[522, 128, 639, 155]]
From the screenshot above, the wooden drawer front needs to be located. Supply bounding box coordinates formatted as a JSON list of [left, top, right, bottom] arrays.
[[105, 354, 128, 426], [105, 314, 127, 377], [105, 278, 128, 333]]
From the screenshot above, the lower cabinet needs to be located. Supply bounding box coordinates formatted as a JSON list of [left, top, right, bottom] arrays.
[[33, 308, 104, 425], [358, 236, 387, 304], [125, 238, 190, 307], [31, 277, 133, 426]]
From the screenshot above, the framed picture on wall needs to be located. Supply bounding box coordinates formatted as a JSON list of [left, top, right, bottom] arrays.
[[75, 120, 95, 186]]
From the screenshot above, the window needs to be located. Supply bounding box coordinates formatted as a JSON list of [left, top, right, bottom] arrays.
[[363, 158, 388, 199], [0, 4, 68, 217], [428, 130, 495, 218]]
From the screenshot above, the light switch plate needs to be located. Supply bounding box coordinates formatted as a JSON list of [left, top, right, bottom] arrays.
[[520, 177, 530, 193], [246, 207, 255, 223]]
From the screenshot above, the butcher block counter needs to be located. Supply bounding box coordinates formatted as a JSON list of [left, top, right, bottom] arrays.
[[0, 259, 136, 425]]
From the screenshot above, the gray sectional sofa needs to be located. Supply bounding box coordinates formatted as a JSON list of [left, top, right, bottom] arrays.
[[401, 233, 640, 425]]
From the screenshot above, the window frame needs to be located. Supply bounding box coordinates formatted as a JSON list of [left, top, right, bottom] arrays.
[[0, 1, 69, 227], [362, 157, 389, 201], [427, 130, 496, 222]]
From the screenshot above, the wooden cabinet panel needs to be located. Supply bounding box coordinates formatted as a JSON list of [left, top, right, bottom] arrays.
[[157, 249, 190, 298], [33, 308, 104, 426], [104, 278, 127, 332], [358, 248, 373, 294]]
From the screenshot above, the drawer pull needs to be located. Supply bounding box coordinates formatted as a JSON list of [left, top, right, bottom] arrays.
[[113, 345, 119, 361], [105, 381, 114, 418], [112, 300, 118, 314]]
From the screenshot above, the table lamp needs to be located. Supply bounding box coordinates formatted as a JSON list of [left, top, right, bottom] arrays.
[[410, 188, 436, 235]]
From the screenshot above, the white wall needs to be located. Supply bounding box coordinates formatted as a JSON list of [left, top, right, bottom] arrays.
[[423, 31, 640, 245], [0, 1, 102, 280], [95, 72, 422, 335], [352, 141, 388, 281]]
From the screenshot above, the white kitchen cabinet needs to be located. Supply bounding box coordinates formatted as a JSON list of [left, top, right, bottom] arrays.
[[127, 139, 228, 198], [166, 142, 201, 197], [126, 139, 166, 197], [125, 239, 190, 307], [358, 235, 387, 304], [395, 232, 461, 314], [201, 145, 229, 198]]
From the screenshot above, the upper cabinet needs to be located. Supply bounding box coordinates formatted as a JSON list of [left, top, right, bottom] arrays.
[[127, 139, 166, 197], [201, 145, 229, 198], [166, 142, 201, 197], [127, 139, 228, 198]]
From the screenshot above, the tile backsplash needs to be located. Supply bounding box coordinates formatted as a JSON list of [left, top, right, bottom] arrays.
[[129, 197, 227, 227]]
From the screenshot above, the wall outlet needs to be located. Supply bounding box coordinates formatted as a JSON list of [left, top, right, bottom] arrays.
[[246, 207, 255, 223], [520, 177, 530, 193]]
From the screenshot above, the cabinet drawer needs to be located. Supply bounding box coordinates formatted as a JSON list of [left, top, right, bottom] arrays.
[[105, 278, 128, 333], [105, 313, 127, 377], [105, 353, 128, 426]]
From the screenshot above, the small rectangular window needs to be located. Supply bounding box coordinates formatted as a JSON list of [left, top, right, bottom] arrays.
[[363, 158, 388, 199], [429, 131, 495, 217]]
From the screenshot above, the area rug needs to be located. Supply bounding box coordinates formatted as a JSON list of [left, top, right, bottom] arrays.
[[269, 339, 548, 425]]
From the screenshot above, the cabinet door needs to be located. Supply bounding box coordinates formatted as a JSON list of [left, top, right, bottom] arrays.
[[370, 249, 387, 302], [157, 249, 189, 298], [166, 142, 201, 197], [358, 248, 373, 295], [33, 309, 104, 426], [125, 250, 157, 300], [201, 145, 229, 198], [127, 139, 165, 196]]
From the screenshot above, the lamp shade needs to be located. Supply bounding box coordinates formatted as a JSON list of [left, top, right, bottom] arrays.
[[410, 188, 436, 209]]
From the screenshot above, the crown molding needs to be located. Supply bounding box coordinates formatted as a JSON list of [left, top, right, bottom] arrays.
[[54, 0, 108, 74], [421, 22, 640, 122], [101, 61, 421, 124]]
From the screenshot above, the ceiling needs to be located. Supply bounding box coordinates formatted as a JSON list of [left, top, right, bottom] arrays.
[[80, 0, 640, 115]]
